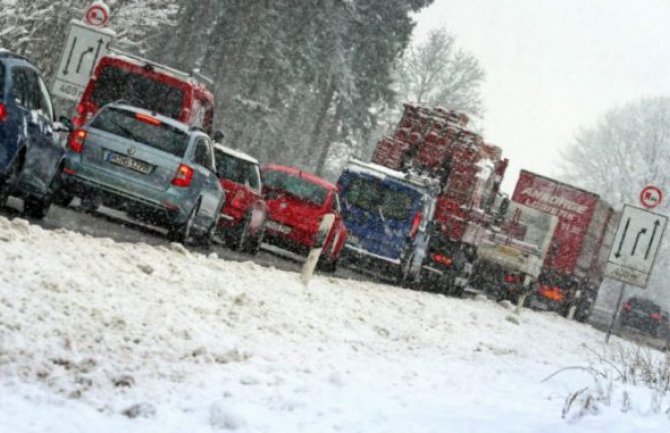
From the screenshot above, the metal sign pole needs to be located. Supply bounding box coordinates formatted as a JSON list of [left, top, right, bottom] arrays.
[[605, 282, 626, 343]]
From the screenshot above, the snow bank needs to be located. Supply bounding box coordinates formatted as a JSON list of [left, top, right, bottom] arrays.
[[0, 215, 668, 432]]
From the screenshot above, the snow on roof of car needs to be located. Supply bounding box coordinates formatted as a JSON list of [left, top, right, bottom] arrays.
[[344, 159, 436, 191], [102, 52, 209, 89], [108, 103, 192, 132], [213, 143, 259, 165]]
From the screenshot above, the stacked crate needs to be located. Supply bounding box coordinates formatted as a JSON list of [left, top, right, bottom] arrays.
[[371, 102, 508, 242]]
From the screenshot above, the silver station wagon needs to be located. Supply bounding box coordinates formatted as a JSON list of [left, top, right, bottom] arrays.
[[59, 103, 224, 244]]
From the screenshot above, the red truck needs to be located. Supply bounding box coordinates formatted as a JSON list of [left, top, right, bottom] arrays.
[[364, 103, 611, 323], [72, 51, 215, 133], [366, 103, 519, 294], [512, 170, 616, 320]]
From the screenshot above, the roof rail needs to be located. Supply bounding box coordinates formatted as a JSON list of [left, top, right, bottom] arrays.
[[0, 49, 31, 63], [106, 46, 214, 88]]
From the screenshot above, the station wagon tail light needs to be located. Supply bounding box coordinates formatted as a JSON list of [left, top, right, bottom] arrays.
[[135, 113, 161, 126], [73, 102, 95, 127], [171, 164, 194, 187], [68, 129, 87, 153], [651, 312, 662, 321], [623, 303, 632, 311], [409, 211, 422, 238], [0, 103, 6, 122], [431, 253, 453, 267]]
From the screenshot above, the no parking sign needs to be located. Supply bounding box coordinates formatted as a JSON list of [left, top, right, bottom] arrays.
[[84, 1, 110, 27], [640, 185, 663, 209]]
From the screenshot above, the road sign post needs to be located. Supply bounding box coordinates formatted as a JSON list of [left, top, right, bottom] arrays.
[[604, 204, 667, 343], [51, 20, 115, 101]]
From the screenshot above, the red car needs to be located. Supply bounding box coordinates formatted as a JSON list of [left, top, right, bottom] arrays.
[[261, 164, 348, 271], [214, 144, 267, 254]]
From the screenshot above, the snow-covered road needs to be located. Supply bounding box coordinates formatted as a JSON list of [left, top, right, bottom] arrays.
[[1, 215, 669, 432]]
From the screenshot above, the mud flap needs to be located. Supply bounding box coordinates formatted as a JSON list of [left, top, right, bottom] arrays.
[[301, 213, 335, 286]]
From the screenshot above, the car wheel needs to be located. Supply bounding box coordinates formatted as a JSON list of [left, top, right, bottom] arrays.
[[52, 189, 74, 207], [23, 169, 62, 219], [79, 194, 101, 213], [23, 195, 51, 219], [168, 200, 200, 244], [243, 226, 265, 256], [0, 159, 19, 208], [316, 239, 338, 273], [194, 214, 219, 248], [235, 215, 251, 251]]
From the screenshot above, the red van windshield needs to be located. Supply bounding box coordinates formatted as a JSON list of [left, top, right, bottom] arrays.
[[90, 65, 185, 120]]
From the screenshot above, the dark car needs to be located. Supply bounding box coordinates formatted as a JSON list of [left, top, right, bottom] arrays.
[[619, 296, 669, 338], [0, 49, 65, 218]]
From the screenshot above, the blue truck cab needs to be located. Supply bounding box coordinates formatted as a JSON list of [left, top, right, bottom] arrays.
[[337, 160, 436, 282]]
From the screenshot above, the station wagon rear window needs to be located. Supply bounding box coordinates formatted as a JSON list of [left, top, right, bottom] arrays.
[[343, 177, 418, 221], [263, 170, 327, 206], [91, 107, 189, 157], [91, 65, 184, 120], [215, 150, 261, 190]]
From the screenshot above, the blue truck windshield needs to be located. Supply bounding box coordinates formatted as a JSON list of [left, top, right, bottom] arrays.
[[343, 176, 418, 220]]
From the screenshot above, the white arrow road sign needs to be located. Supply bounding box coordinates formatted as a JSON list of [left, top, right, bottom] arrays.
[[52, 20, 115, 101], [605, 204, 667, 287]]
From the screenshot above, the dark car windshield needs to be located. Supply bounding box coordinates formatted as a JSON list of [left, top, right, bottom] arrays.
[[91, 65, 185, 120], [343, 176, 420, 221], [263, 169, 327, 206], [91, 107, 189, 157], [215, 149, 261, 190]]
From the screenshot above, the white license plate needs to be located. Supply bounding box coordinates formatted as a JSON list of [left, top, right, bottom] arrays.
[[266, 220, 292, 234], [105, 151, 152, 175]]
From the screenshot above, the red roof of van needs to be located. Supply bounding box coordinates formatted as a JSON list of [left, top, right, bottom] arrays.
[[262, 164, 336, 191]]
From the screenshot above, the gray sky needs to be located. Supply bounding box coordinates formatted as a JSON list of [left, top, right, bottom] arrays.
[[413, 0, 670, 194]]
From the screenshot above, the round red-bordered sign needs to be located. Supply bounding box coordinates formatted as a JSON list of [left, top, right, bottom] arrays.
[[640, 185, 663, 209], [84, 2, 110, 27]]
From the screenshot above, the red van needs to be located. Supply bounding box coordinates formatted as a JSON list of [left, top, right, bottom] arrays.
[[72, 53, 214, 132], [214, 143, 267, 254]]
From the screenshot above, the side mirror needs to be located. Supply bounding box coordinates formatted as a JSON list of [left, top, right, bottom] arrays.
[[54, 116, 74, 133], [212, 129, 225, 143]]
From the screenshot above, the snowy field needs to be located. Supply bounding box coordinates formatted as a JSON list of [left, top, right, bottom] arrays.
[[0, 215, 669, 432]]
